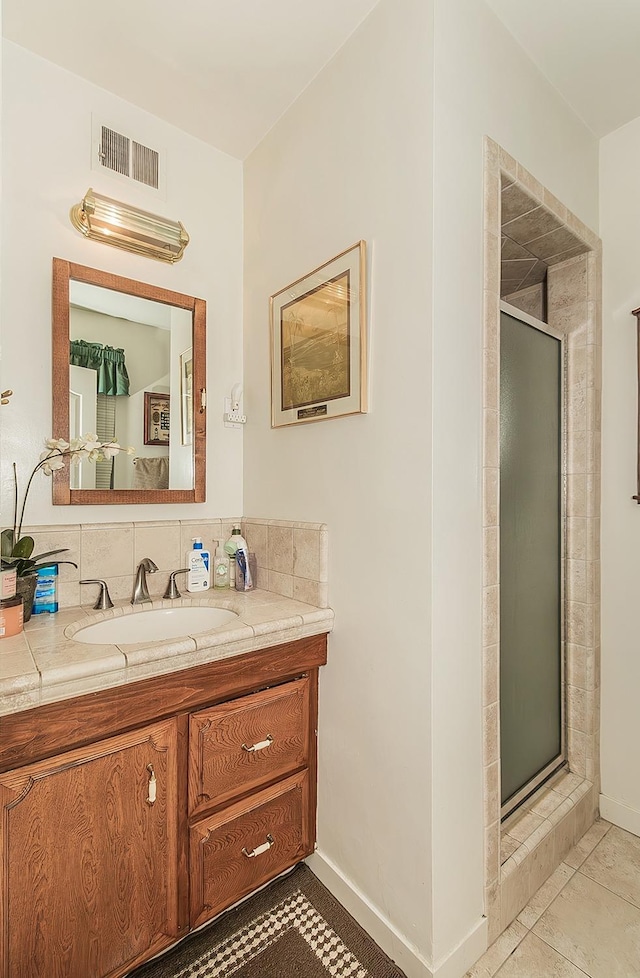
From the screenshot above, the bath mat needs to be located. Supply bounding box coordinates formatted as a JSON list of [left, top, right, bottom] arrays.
[[127, 863, 407, 977]]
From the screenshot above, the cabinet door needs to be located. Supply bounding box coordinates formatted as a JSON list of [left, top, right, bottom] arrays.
[[189, 677, 309, 816], [0, 719, 180, 978], [189, 771, 311, 928]]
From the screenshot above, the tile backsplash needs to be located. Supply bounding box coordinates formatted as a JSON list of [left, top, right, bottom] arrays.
[[21, 517, 329, 609]]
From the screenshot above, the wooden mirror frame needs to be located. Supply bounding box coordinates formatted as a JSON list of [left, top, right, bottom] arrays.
[[52, 258, 206, 505]]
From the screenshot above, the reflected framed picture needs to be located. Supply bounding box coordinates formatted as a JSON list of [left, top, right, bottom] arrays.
[[180, 348, 193, 445], [270, 241, 367, 427], [144, 391, 170, 445]]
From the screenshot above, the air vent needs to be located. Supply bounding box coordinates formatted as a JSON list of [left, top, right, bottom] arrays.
[[132, 141, 159, 189], [92, 117, 165, 197]]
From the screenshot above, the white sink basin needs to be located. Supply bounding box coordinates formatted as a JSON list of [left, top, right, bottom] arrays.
[[71, 607, 239, 645]]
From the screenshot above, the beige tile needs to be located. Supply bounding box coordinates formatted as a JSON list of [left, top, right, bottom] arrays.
[[484, 467, 499, 527], [566, 644, 586, 690], [565, 819, 611, 870], [293, 578, 323, 607], [483, 643, 499, 706], [494, 932, 587, 978], [502, 833, 520, 864], [573, 788, 596, 844], [33, 644, 126, 685], [485, 231, 501, 294], [552, 772, 585, 798], [484, 291, 499, 351], [242, 521, 268, 570], [565, 560, 586, 604], [485, 170, 500, 231], [483, 527, 499, 588], [268, 524, 294, 575], [579, 826, 640, 909], [515, 165, 545, 203], [468, 920, 527, 978], [485, 761, 500, 825], [531, 787, 565, 819], [134, 522, 181, 572], [553, 808, 577, 864], [484, 348, 499, 413], [81, 525, 134, 579], [486, 880, 503, 946], [484, 409, 499, 469], [501, 183, 538, 225], [293, 528, 321, 582], [543, 189, 568, 225], [503, 206, 562, 247], [505, 809, 545, 844], [25, 527, 81, 582], [547, 256, 588, 309], [180, 519, 223, 558], [483, 704, 499, 767], [267, 570, 294, 599], [499, 147, 518, 181], [566, 519, 586, 559], [0, 648, 39, 691], [486, 820, 500, 884], [501, 860, 531, 931], [528, 828, 557, 893], [533, 872, 640, 977], [483, 585, 499, 647], [517, 861, 575, 929]]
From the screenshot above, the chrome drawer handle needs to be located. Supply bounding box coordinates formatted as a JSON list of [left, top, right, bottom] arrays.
[[242, 834, 274, 859], [241, 734, 273, 753]]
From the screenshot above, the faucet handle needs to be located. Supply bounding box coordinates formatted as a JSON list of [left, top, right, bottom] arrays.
[[80, 579, 114, 610], [163, 568, 190, 600]]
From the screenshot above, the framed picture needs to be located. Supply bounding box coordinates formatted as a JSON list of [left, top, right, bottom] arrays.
[[180, 348, 193, 446], [270, 241, 367, 427], [144, 391, 170, 445]]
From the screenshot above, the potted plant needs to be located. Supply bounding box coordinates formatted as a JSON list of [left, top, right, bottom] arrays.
[[1, 436, 133, 620]]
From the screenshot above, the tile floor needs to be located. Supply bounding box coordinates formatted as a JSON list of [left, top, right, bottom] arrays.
[[467, 818, 640, 977]]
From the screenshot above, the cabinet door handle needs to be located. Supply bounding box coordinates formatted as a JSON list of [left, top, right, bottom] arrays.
[[242, 834, 274, 858], [241, 734, 273, 753], [146, 764, 157, 805]]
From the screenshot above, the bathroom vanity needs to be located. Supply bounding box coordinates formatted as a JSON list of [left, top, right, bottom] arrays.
[[0, 595, 331, 978]]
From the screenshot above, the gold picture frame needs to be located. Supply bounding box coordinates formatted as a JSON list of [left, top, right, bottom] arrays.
[[270, 241, 367, 427]]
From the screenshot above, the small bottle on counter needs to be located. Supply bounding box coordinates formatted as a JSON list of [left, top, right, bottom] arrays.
[[213, 544, 230, 589], [224, 526, 248, 589], [33, 564, 59, 615], [0, 595, 23, 639], [186, 538, 210, 592]]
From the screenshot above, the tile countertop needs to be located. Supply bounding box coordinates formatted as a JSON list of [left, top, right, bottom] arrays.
[[0, 589, 334, 718]]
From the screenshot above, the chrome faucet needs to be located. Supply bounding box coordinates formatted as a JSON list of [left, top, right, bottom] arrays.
[[131, 558, 158, 605]]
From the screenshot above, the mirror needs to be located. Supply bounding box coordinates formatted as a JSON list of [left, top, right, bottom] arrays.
[[52, 258, 206, 504]]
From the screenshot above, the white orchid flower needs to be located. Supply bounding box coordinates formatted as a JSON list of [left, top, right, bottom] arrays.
[[102, 442, 121, 459], [39, 449, 66, 476]]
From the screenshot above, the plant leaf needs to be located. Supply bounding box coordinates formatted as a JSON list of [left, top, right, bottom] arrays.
[[12, 536, 34, 559], [31, 548, 69, 563], [1, 529, 15, 558]]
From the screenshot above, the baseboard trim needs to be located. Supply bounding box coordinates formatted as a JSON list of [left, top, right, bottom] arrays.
[[305, 851, 487, 978], [600, 793, 640, 836]]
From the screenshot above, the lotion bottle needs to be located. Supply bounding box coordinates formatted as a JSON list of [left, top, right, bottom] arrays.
[[213, 544, 230, 589], [224, 526, 247, 589], [186, 537, 210, 592]]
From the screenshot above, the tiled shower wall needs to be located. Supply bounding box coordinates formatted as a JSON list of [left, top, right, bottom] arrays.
[[21, 517, 328, 608], [482, 137, 601, 942]]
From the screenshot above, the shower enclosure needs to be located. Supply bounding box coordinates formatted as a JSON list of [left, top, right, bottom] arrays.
[[499, 303, 566, 818]]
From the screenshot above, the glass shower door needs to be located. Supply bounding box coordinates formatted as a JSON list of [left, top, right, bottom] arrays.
[[499, 306, 565, 817]]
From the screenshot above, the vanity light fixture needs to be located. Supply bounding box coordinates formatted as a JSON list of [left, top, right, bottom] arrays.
[[69, 188, 190, 263]]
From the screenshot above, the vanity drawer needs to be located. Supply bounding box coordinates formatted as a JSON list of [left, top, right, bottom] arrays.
[[188, 677, 309, 815], [189, 771, 311, 927]]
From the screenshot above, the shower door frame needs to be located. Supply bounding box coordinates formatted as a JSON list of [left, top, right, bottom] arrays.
[[499, 300, 568, 820]]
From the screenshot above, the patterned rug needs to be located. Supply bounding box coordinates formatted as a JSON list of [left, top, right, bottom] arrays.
[[128, 864, 407, 978]]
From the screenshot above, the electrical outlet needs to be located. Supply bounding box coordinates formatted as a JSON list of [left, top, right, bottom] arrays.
[[223, 397, 246, 428]]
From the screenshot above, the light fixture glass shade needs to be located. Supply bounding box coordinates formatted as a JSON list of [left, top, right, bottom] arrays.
[[70, 188, 190, 263]]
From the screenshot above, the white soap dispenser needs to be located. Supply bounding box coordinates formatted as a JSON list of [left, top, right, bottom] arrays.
[[186, 537, 210, 592]]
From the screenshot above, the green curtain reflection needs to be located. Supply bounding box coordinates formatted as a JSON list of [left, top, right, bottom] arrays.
[[69, 340, 130, 396]]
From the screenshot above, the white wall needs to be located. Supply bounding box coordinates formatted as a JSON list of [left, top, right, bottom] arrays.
[[1, 41, 243, 526], [245, 0, 600, 973], [244, 0, 435, 969], [430, 0, 599, 964], [599, 117, 640, 833]]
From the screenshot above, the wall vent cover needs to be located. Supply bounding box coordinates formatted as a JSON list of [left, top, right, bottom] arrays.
[[92, 117, 165, 198]]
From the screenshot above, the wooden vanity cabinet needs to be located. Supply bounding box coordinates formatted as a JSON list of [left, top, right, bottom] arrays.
[[0, 719, 180, 978], [0, 633, 326, 978]]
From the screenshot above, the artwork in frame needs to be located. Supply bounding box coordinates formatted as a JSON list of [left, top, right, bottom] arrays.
[[180, 348, 193, 446], [143, 391, 170, 446], [270, 241, 367, 427]]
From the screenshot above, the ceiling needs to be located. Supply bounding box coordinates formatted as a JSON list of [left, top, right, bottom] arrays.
[[2, 0, 382, 160], [484, 0, 640, 137], [4, 0, 640, 159]]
